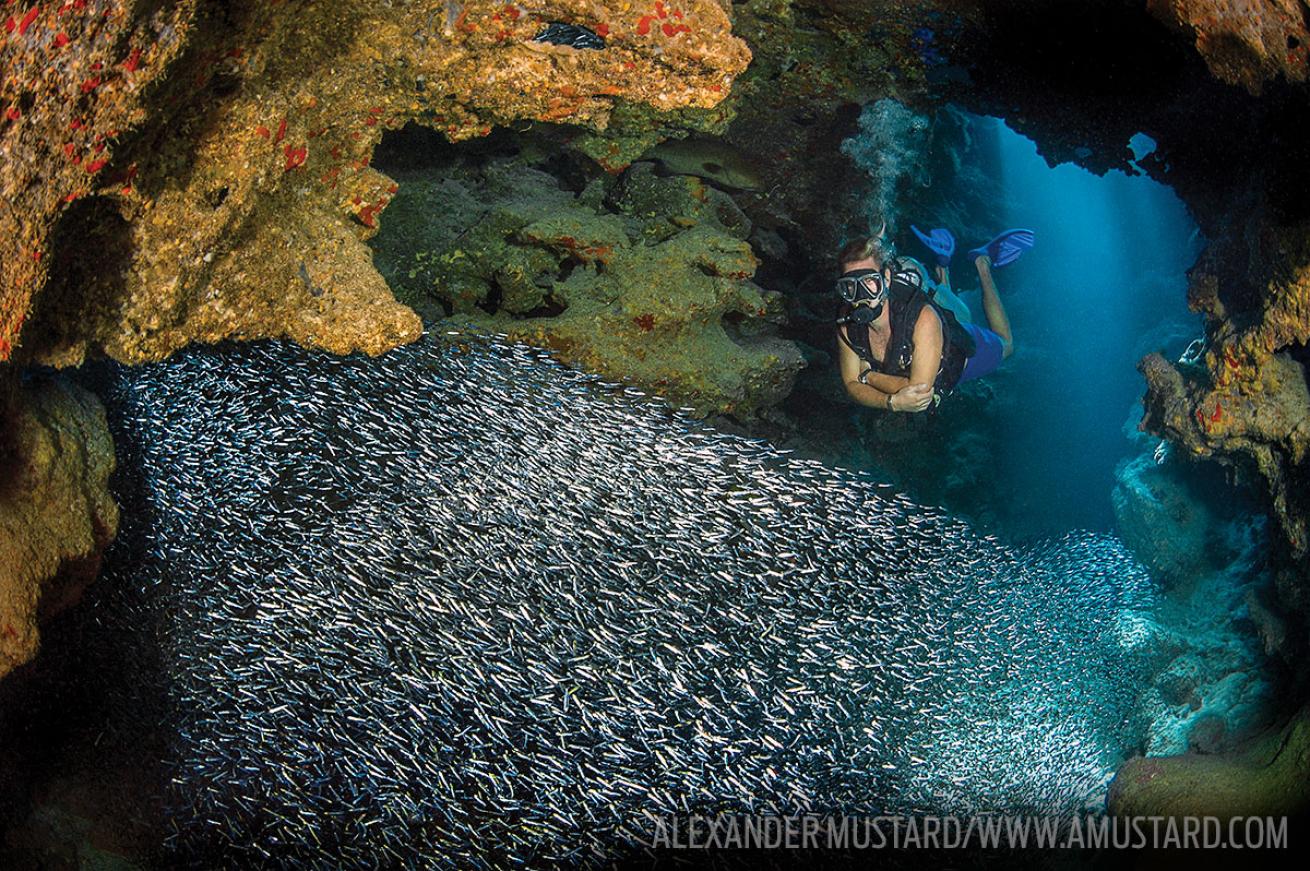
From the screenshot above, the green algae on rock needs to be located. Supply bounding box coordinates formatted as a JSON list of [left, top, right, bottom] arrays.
[[373, 151, 801, 418], [500, 222, 802, 419], [1109, 703, 1310, 820]]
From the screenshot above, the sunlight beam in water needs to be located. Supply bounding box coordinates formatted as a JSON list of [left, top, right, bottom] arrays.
[[982, 115, 1201, 533]]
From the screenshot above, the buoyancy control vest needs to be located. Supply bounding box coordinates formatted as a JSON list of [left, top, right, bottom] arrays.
[[838, 259, 976, 394]]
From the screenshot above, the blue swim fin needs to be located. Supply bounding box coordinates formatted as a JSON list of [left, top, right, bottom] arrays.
[[968, 229, 1035, 268], [911, 225, 956, 267]]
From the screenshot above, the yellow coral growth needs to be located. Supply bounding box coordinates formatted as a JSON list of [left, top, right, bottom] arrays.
[[1, 1, 748, 367], [1148, 0, 1310, 94]]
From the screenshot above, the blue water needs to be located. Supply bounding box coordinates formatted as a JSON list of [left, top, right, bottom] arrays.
[[957, 115, 1201, 535]]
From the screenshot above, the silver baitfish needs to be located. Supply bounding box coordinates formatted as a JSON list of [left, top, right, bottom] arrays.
[[83, 330, 1160, 867], [533, 22, 607, 50]]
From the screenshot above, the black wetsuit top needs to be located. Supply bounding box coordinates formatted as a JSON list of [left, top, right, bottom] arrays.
[[839, 265, 975, 394]]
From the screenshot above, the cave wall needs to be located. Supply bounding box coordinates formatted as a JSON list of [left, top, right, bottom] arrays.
[[1149, 0, 1310, 94], [0, 376, 117, 683]]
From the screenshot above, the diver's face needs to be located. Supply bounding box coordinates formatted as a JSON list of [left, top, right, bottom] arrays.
[[837, 257, 888, 321]]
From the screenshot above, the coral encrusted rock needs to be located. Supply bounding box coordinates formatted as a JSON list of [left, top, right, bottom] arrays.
[[1138, 219, 1310, 571], [1147, 0, 1310, 94], [499, 218, 803, 419], [0, 376, 117, 682], [374, 154, 801, 418], [1111, 451, 1267, 592], [1, 0, 749, 368]]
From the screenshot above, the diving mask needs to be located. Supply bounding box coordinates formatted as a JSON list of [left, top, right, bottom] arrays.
[[836, 268, 886, 320], [836, 268, 884, 303]]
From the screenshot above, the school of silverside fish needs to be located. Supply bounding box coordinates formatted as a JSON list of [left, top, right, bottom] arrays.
[[88, 331, 1159, 867]]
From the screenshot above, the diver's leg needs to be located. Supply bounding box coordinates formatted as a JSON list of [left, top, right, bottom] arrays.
[[930, 266, 972, 325], [975, 255, 1013, 358]]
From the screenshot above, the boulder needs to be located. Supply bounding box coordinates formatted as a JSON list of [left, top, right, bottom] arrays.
[[0, 377, 117, 682]]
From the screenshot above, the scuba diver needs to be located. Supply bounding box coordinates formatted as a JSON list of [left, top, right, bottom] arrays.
[[835, 224, 1033, 413]]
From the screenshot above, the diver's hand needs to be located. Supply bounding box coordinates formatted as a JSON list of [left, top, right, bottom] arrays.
[[892, 383, 933, 413]]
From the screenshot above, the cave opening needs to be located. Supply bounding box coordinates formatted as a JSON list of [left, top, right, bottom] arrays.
[[778, 103, 1205, 541], [969, 112, 1201, 536]]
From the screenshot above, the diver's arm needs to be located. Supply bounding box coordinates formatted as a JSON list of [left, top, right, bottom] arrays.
[[861, 369, 911, 396], [898, 308, 943, 414], [838, 327, 908, 411], [909, 307, 943, 385]]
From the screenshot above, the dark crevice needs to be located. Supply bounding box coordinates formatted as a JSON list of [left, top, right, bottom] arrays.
[[206, 185, 229, 208], [521, 293, 568, 319], [372, 122, 523, 174], [532, 150, 596, 194], [477, 278, 504, 315], [1288, 340, 1310, 394], [720, 310, 747, 347], [209, 69, 241, 98], [22, 198, 133, 363], [0, 375, 19, 502], [556, 256, 583, 283]]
